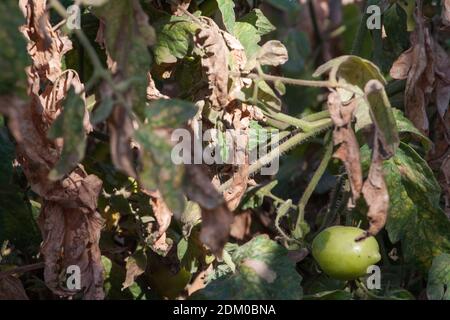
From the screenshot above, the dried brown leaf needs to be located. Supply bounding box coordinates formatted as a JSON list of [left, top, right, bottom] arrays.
[[3, 1, 106, 299], [146, 190, 173, 253], [389, 10, 449, 135], [327, 91, 363, 207], [194, 18, 229, 110], [358, 135, 389, 240]]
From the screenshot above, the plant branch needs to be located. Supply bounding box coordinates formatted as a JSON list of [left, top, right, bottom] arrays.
[[295, 132, 333, 234]]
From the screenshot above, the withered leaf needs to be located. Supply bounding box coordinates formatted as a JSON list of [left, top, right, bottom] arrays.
[[146, 190, 173, 254], [327, 91, 362, 207], [389, 11, 444, 135], [194, 18, 229, 110], [6, 0, 106, 300], [123, 249, 147, 290], [257, 40, 289, 67], [358, 135, 389, 240]]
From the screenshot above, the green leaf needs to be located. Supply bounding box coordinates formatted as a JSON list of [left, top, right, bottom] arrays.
[[427, 254, 450, 300], [216, 0, 236, 34], [123, 249, 147, 290], [239, 9, 276, 36], [361, 143, 450, 270], [48, 88, 87, 180], [0, 1, 29, 97], [364, 80, 399, 156], [145, 99, 198, 128], [192, 235, 303, 299], [234, 22, 261, 61], [153, 16, 199, 64]]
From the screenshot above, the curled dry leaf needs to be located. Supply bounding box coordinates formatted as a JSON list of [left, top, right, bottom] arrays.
[[257, 40, 289, 67], [358, 135, 389, 240], [147, 72, 169, 101], [0, 0, 105, 299], [389, 10, 450, 135], [222, 108, 250, 211], [194, 18, 230, 110], [146, 190, 173, 253], [0, 276, 29, 300], [327, 91, 362, 207]]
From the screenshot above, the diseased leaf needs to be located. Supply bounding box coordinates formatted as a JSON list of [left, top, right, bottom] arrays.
[[327, 92, 362, 207], [192, 235, 303, 299], [123, 249, 147, 290], [361, 143, 450, 269], [427, 253, 450, 300], [146, 99, 198, 128], [364, 80, 399, 159], [359, 135, 389, 239], [136, 128, 185, 214], [392, 109, 432, 151], [146, 190, 173, 254], [257, 40, 288, 67], [194, 18, 230, 110], [153, 15, 199, 64]]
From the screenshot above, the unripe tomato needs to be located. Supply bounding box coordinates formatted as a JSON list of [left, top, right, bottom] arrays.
[[312, 226, 381, 280]]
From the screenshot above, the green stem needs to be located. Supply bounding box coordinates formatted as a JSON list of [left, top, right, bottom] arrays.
[[266, 112, 331, 132], [295, 132, 333, 231], [244, 72, 333, 88], [302, 110, 330, 122]]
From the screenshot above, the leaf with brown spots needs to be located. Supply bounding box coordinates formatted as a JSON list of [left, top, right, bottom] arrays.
[[194, 18, 230, 110], [327, 91, 362, 207]]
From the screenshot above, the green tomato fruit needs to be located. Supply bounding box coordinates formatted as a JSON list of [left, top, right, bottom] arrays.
[[312, 226, 381, 280]]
